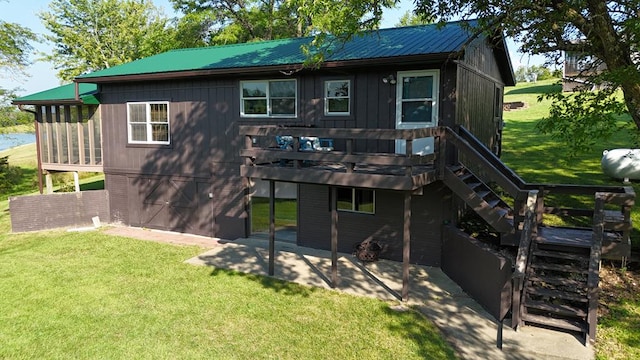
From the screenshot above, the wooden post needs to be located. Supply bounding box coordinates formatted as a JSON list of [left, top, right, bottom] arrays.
[[331, 186, 338, 288], [345, 139, 354, 173], [45, 173, 53, 194], [73, 172, 80, 192], [402, 191, 411, 301], [269, 180, 275, 276]]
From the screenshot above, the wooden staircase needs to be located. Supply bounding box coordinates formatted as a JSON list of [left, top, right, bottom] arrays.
[[442, 127, 635, 344], [444, 165, 514, 234], [521, 228, 592, 338]]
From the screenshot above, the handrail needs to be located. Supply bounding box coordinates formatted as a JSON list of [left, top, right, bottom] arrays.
[[442, 126, 525, 199], [458, 126, 527, 188], [511, 190, 538, 329]]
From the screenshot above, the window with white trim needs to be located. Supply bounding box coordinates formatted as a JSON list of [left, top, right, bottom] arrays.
[[397, 70, 439, 125], [127, 102, 170, 144], [337, 188, 375, 214], [324, 80, 350, 115], [241, 79, 297, 117]]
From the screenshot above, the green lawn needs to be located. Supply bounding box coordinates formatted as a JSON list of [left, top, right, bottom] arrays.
[[0, 144, 455, 359]]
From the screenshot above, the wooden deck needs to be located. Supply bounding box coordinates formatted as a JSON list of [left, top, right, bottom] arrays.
[[241, 162, 438, 190], [536, 226, 626, 257]]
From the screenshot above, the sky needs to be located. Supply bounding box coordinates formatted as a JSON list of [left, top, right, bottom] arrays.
[[0, 0, 543, 97]]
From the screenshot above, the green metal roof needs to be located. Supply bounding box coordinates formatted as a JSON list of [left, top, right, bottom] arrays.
[[13, 83, 99, 105], [76, 21, 478, 80]]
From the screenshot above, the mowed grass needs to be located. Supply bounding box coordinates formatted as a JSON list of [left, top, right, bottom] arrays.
[[502, 79, 640, 360], [0, 146, 456, 359]]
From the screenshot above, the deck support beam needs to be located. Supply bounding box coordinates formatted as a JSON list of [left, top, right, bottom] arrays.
[[402, 191, 411, 302], [268, 180, 275, 276], [331, 186, 338, 288]]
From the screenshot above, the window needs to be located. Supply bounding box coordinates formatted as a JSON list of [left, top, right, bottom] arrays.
[[324, 80, 350, 115], [397, 70, 439, 125], [337, 188, 375, 214], [127, 102, 170, 144], [241, 80, 297, 117]]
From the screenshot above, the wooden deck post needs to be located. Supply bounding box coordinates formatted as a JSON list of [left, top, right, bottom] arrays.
[[331, 186, 338, 288], [268, 180, 275, 276], [402, 191, 411, 302]]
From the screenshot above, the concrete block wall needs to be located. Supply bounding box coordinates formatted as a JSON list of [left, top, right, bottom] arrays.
[[9, 190, 110, 232]]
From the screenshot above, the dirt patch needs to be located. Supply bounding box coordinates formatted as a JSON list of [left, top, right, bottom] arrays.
[[599, 261, 640, 316]]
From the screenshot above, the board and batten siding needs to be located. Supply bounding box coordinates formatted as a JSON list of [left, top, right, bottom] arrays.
[[297, 182, 452, 267]]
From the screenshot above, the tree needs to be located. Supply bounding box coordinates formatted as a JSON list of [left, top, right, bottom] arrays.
[[411, 0, 640, 155], [0, 20, 37, 78], [40, 0, 174, 81], [170, 0, 398, 62], [396, 10, 433, 27]]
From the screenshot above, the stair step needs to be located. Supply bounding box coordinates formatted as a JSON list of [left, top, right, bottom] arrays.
[[522, 313, 587, 333], [528, 275, 587, 289], [530, 262, 589, 274], [603, 210, 628, 224], [524, 299, 587, 318], [486, 198, 502, 208], [458, 172, 474, 182], [527, 287, 588, 302], [477, 190, 491, 198], [532, 249, 589, 261]]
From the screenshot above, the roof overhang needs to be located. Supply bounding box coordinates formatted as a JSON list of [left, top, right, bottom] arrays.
[[75, 53, 459, 84]]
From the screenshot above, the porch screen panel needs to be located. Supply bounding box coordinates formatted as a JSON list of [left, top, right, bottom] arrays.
[[38, 106, 49, 164], [57, 106, 69, 164], [91, 106, 102, 164], [49, 107, 58, 163], [82, 106, 92, 164]]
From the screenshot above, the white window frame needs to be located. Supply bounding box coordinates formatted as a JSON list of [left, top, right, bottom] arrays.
[[396, 70, 439, 127], [337, 188, 375, 214], [240, 79, 297, 118], [127, 101, 170, 145], [324, 80, 351, 116]]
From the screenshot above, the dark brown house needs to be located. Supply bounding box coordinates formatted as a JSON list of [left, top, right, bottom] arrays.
[[14, 21, 635, 346]]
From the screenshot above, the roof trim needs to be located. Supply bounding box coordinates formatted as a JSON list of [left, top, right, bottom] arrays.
[[75, 53, 457, 84]]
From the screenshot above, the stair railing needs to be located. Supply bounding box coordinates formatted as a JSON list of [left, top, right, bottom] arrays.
[[511, 190, 538, 329], [586, 193, 606, 345]]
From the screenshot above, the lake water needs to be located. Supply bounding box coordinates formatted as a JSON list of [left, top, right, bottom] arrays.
[[0, 133, 36, 152]]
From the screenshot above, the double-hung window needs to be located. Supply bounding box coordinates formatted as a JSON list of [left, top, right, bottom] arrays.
[[337, 188, 375, 214], [324, 80, 350, 115], [241, 79, 297, 117], [127, 102, 170, 144]]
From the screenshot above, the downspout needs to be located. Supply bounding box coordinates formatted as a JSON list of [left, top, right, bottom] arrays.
[[18, 104, 43, 194]]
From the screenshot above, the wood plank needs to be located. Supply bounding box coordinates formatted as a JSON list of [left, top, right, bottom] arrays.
[[530, 262, 589, 274], [536, 227, 592, 248], [532, 249, 589, 261], [522, 313, 587, 333], [527, 287, 588, 302], [525, 299, 587, 318], [241, 149, 436, 166], [527, 275, 586, 289]]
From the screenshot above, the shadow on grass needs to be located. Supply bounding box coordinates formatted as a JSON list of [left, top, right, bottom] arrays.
[[505, 83, 561, 96], [208, 267, 317, 298], [384, 306, 458, 359]]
